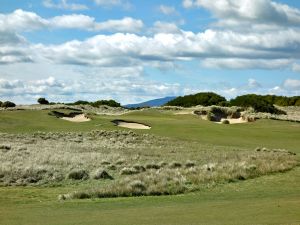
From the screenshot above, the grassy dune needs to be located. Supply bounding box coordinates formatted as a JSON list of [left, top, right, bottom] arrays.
[[0, 108, 299, 224]]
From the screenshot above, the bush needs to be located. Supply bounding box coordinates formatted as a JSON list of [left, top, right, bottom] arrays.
[[218, 101, 231, 107], [128, 180, 147, 194], [107, 165, 117, 170], [120, 167, 139, 175], [222, 120, 230, 124], [37, 98, 49, 105], [93, 169, 113, 180], [230, 94, 286, 114], [67, 99, 121, 108], [68, 170, 89, 180], [1, 101, 16, 108], [166, 92, 226, 107], [133, 165, 146, 173], [170, 162, 182, 168], [91, 100, 121, 108], [185, 160, 196, 168], [145, 163, 160, 170], [206, 112, 216, 121]]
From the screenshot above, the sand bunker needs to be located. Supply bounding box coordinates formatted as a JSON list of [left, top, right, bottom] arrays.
[[174, 110, 194, 115], [61, 114, 91, 123], [112, 120, 151, 129], [216, 118, 248, 124]]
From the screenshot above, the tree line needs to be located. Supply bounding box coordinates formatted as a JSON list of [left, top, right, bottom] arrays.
[[166, 93, 300, 114]]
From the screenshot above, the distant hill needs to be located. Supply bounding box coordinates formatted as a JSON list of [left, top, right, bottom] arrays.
[[124, 96, 177, 108]]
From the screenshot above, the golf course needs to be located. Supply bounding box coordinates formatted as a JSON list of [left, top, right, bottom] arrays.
[[0, 105, 299, 225]]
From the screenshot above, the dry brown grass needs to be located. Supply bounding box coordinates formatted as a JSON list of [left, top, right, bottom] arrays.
[[0, 130, 298, 198]]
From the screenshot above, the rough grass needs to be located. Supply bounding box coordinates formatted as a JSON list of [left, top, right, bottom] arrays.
[[62, 149, 298, 199], [0, 129, 297, 198]]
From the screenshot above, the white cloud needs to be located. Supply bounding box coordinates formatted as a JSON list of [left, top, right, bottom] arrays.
[[0, 30, 33, 64], [202, 58, 292, 70], [0, 9, 48, 32], [183, 0, 300, 27], [28, 29, 300, 68], [150, 21, 181, 34], [43, 0, 88, 11], [94, 17, 143, 33], [182, 0, 194, 8], [93, 0, 132, 9], [292, 63, 300, 72], [248, 78, 262, 89], [0, 75, 182, 105], [50, 14, 95, 29], [50, 15, 143, 32], [0, 10, 143, 33], [158, 5, 178, 15], [283, 79, 300, 90]]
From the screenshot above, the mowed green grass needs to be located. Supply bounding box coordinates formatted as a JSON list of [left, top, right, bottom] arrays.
[[0, 109, 300, 225], [1, 109, 300, 150]]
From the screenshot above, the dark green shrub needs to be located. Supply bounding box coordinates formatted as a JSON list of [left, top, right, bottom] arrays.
[[230, 94, 286, 114], [218, 101, 231, 107], [91, 100, 121, 108], [166, 92, 226, 107], [66, 99, 121, 108], [1, 101, 16, 108], [37, 98, 49, 105]]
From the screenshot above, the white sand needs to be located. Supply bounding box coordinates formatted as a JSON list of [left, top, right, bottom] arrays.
[[199, 115, 249, 124], [61, 114, 91, 123], [174, 110, 195, 115], [216, 118, 248, 124], [115, 121, 151, 129]]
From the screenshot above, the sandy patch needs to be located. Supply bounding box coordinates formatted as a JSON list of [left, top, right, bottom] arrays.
[[61, 114, 91, 123], [112, 120, 151, 129], [174, 110, 195, 115], [199, 115, 249, 124]]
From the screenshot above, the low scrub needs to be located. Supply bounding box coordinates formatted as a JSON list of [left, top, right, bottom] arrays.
[[92, 169, 113, 180], [63, 149, 298, 199], [67, 170, 89, 180]]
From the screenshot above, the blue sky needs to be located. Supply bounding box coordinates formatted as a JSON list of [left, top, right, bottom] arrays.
[[0, 0, 300, 104]]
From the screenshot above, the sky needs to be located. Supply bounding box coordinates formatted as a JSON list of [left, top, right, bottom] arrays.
[[1, 0, 300, 104]]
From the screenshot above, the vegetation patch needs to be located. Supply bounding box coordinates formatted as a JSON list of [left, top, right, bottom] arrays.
[[61, 149, 298, 200], [166, 92, 226, 107]]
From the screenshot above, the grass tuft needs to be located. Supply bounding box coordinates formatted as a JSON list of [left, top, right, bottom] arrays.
[[68, 170, 89, 180]]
